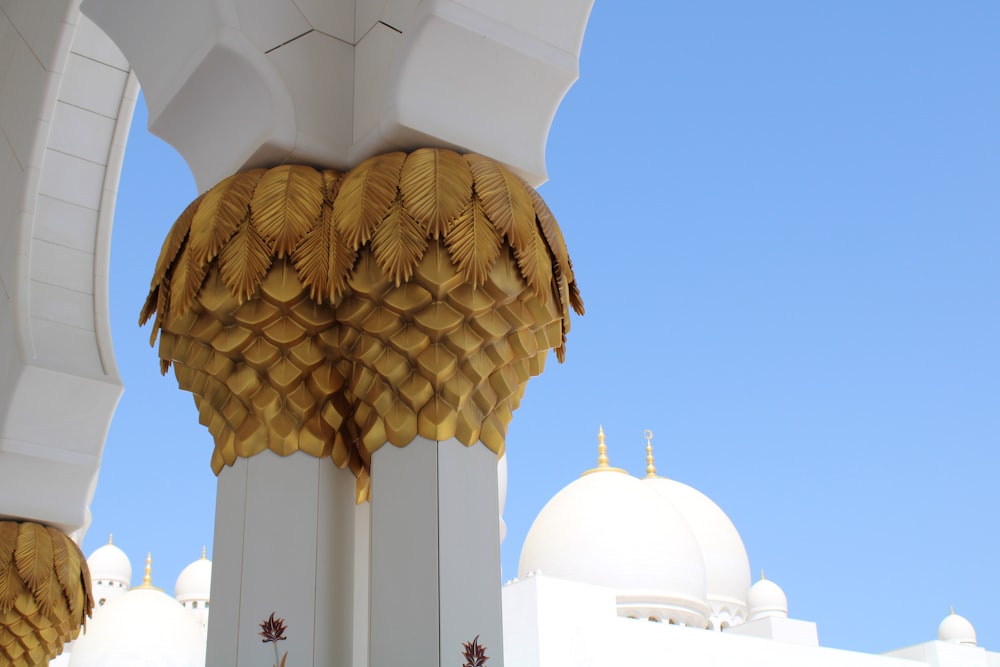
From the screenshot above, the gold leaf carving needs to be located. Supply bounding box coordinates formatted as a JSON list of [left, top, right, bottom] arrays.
[[322, 169, 343, 202], [252, 165, 324, 258], [148, 193, 203, 294], [400, 148, 472, 238], [0, 522, 19, 613], [141, 194, 204, 326], [465, 153, 534, 249], [143, 150, 583, 505], [371, 194, 429, 286], [189, 169, 265, 264], [520, 221, 553, 301], [445, 199, 502, 286], [15, 523, 51, 599], [219, 214, 273, 303], [169, 239, 211, 320], [293, 201, 356, 303], [47, 528, 72, 611], [0, 522, 93, 666], [334, 152, 406, 248], [524, 184, 584, 317]]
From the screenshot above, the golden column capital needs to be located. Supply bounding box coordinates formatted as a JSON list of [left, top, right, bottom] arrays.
[[143, 149, 583, 501], [0, 522, 94, 666]]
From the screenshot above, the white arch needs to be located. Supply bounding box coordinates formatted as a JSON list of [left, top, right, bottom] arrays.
[[0, 3, 136, 535]]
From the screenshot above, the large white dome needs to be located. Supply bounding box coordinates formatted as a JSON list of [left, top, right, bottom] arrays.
[[69, 586, 206, 667], [519, 431, 710, 625], [643, 470, 750, 627], [87, 537, 131, 585]]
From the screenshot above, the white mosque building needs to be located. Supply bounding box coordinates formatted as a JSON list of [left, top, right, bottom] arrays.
[[47, 428, 997, 667], [0, 4, 994, 667], [50, 540, 211, 667]]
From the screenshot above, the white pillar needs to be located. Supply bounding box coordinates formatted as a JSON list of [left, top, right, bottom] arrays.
[[207, 451, 356, 666], [369, 438, 504, 667]]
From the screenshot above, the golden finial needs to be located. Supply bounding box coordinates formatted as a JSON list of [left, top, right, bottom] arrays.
[[137, 552, 163, 591], [950, 605, 955, 615], [760, 570, 766, 581], [108, 534, 113, 545], [583, 426, 626, 476], [644, 429, 658, 478], [597, 426, 609, 468], [202, 546, 207, 560]]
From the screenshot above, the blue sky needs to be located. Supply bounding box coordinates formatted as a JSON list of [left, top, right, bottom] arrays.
[[84, 2, 999, 655]]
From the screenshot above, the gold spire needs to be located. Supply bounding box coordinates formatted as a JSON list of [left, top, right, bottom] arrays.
[[597, 426, 608, 467], [582, 426, 626, 475], [950, 605, 955, 615], [108, 534, 113, 545], [137, 553, 162, 591], [643, 429, 658, 479], [760, 570, 766, 581], [202, 546, 207, 560]]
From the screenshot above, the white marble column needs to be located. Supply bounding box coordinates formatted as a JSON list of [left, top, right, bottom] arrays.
[[369, 438, 504, 667], [207, 451, 356, 666]]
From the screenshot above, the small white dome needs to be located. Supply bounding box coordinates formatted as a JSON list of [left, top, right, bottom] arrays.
[[747, 576, 788, 621], [938, 610, 976, 646], [87, 537, 131, 585], [175, 551, 212, 602], [69, 587, 206, 666], [519, 430, 709, 625]]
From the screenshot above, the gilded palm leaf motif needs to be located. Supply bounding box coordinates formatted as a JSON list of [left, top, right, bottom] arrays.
[[0, 521, 93, 667], [142, 150, 582, 501]]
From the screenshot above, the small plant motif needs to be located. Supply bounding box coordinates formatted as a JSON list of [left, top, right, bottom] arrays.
[[259, 612, 288, 667], [461, 635, 489, 667]]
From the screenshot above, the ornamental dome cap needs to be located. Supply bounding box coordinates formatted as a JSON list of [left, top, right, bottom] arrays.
[[747, 573, 788, 621], [518, 427, 710, 625], [640, 432, 751, 622], [938, 608, 977, 646], [87, 535, 131, 585], [70, 556, 206, 666], [174, 548, 212, 602]]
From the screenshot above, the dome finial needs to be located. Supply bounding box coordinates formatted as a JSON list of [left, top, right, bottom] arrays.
[[950, 605, 955, 615], [108, 533, 113, 545], [202, 546, 207, 560], [582, 426, 626, 476], [141, 552, 153, 588], [597, 426, 609, 468], [137, 552, 163, 591], [643, 429, 658, 478], [760, 569, 766, 581]]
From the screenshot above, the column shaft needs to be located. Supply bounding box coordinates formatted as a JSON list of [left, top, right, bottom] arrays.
[[207, 452, 356, 666], [369, 438, 503, 667]]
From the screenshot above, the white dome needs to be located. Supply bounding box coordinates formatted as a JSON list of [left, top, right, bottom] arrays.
[[938, 610, 976, 646], [175, 552, 212, 602], [643, 475, 750, 623], [519, 444, 709, 625], [87, 538, 131, 585], [69, 587, 206, 666], [747, 576, 788, 621]]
